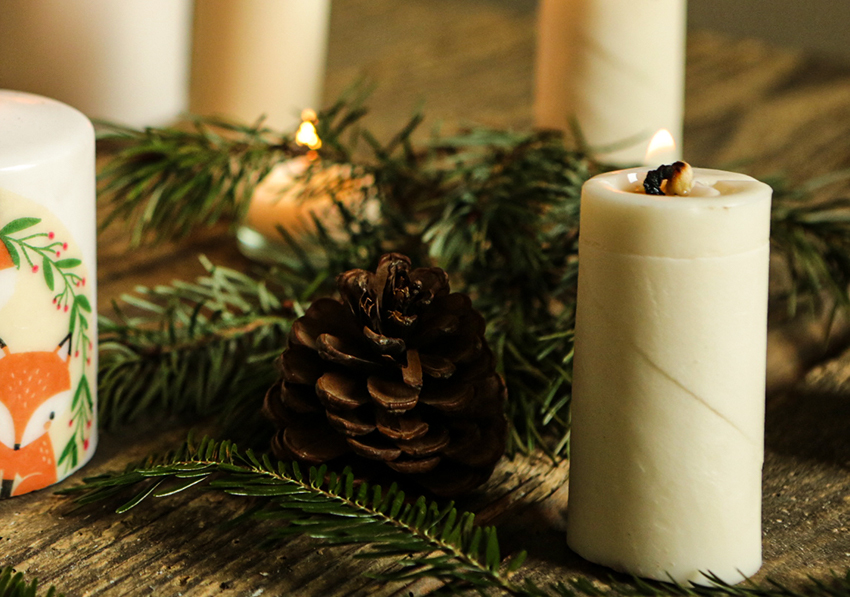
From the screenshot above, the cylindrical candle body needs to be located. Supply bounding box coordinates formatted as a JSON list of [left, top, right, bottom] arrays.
[[534, 0, 685, 165], [0, 0, 193, 128], [190, 0, 332, 131], [0, 90, 98, 498], [568, 168, 771, 583]]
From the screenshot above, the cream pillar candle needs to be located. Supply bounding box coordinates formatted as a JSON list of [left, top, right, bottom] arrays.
[[567, 166, 772, 584], [534, 0, 686, 165], [191, 0, 332, 131], [0, 0, 193, 128], [0, 90, 98, 498], [237, 159, 377, 264]]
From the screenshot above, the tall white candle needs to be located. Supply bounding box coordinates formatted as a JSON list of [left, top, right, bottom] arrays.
[[567, 167, 772, 584], [0, 90, 98, 498], [190, 0, 332, 131], [0, 0, 193, 128], [534, 0, 686, 165]]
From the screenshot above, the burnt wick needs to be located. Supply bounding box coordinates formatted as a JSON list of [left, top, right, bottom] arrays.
[[643, 161, 694, 196]]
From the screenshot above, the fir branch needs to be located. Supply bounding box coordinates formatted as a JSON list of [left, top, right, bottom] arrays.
[[61, 436, 528, 595], [97, 257, 298, 431], [96, 87, 377, 247], [0, 567, 62, 597], [423, 129, 594, 457], [769, 175, 850, 316], [60, 438, 850, 597]]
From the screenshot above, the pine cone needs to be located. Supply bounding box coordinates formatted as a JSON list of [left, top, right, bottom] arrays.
[[264, 253, 507, 496]]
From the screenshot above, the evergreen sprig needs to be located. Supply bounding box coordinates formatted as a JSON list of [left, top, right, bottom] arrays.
[[61, 436, 527, 594], [97, 256, 298, 431], [96, 87, 378, 247], [61, 437, 850, 597], [0, 567, 62, 597], [769, 174, 850, 316]]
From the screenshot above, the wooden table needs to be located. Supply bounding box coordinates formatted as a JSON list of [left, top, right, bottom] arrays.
[[2, 2, 850, 594]]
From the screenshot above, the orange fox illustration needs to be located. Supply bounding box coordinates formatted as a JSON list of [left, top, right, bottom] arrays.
[[0, 336, 71, 498]]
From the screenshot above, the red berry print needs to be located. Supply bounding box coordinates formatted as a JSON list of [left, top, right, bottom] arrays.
[[56, 251, 61, 257], [63, 242, 68, 250], [84, 439, 90, 450], [68, 419, 74, 427], [48, 232, 55, 239], [32, 265, 38, 273], [86, 421, 92, 429], [75, 350, 80, 358], [64, 305, 68, 312]]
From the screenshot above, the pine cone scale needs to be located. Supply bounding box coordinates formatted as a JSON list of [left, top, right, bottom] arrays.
[[316, 334, 382, 371], [327, 408, 376, 436], [374, 410, 429, 441], [347, 435, 402, 461], [366, 376, 420, 413], [315, 371, 370, 410], [401, 348, 423, 388]]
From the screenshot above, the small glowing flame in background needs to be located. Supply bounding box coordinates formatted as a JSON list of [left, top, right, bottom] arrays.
[[296, 108, 322, 150], [644, 129, 676, 164]]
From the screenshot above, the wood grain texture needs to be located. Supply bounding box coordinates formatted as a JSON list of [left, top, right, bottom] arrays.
[[1, 1, 849, 594]]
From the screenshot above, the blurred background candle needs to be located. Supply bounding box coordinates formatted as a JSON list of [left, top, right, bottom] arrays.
[[567, 162, 771, 583], [237, 111, 377, 263], [534, 0, 686, 165], [0, 0, 193, 128], [191, 0, 332, 131], [0, 90, 98, 498]]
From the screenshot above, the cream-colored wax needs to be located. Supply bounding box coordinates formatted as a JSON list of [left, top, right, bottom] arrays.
[[237, 159, 377, 262], [534, 0, 685, 165], [568, 168, 772, 584], [191, 0, 332, 131], [0, 0, 193, 128]]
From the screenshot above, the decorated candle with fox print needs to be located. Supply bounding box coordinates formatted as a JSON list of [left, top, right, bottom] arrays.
[[0, 90, 97, 498]]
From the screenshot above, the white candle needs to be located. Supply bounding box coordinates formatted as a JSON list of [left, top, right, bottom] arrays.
[[534, 0, 685, 165], [0, 90, 98, 498], [237, 159, 377, 263], [0, 0, 193, 128], [190, 0, 332, 131], [567, 167, 772, 584]]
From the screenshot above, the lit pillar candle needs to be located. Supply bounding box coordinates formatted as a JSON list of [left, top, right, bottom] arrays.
[[0, 0, 193, 128], [190, 0, 332, 131], [567, 165, 772, 583], [0, 91, 98, 498], [236, 114, 377, 263], [534, 0, 685, 165]]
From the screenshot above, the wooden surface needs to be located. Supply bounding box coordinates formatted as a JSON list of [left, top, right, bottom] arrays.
[[3, 1, 850, 594]]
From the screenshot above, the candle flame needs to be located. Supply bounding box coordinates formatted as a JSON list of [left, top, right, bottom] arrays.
[[644, 129, 676, 164], [296, 109, 322, 150]]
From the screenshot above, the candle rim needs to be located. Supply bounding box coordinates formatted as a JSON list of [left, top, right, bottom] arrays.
[[0, 89, 94, 172], [585, 167, 772, 209]]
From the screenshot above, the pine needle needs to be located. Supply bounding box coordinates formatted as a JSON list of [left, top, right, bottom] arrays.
[[0, 567, 63, 597]]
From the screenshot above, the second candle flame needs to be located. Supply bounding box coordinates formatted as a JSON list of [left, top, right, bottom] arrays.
[[295, 108, 322, 150], [644, 129, 676, 164]]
